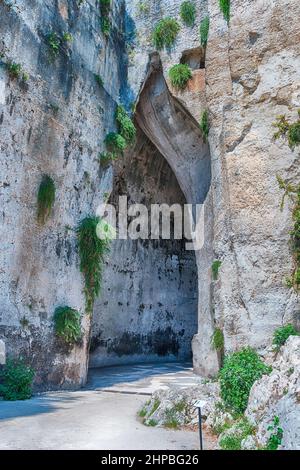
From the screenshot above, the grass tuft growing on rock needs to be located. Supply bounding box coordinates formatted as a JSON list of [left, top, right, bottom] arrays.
[[54, 306, 81, 344], [200, 16, 210, 47], [168, 64, 192, 90], [273, 111, 300, 151], [77, 217, 111, 313], [37, 175, 55, 224], [272, 324, 299, 352], [100, 0, 111, 37], [180, 1, 196, 27], [211, 328, 224, 351], [152, 18, 180, 50], [219, 0, 230, 23], [211, 259, 221, 280], [199, 109, 209, 142], [0, 359, 35, 401]]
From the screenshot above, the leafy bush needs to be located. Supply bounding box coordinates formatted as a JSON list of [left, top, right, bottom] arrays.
[[6, 61, 22, 79], [152, 18, 180, 50], [77, 217, 111, 313], [47, 31, 60, 58], [199, 109, 209, 141], [273, 324, 299, 351], [180, 1, 196, 27], [37, 175, 55, 224], [62, 32, 73, 43], [273, 111, 300, 150], [211, 328, 224, 351], [212, 259, 221, 280], [266, 416, 283, 450], [0, 359, 34, 401], [105, 132, 127, 152], [200, 16, 210, 47], [115, 105, 136, 143], [168, 64, 192, 90], [219, 0, 230, 23], [54, 306, 81, 344], [219, 347, 271, 414], [219, 418, 255, 450]]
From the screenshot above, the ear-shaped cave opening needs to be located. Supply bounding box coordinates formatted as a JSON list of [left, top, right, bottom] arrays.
[[180, 46, 205, 70], [89, 53, 212, 370]]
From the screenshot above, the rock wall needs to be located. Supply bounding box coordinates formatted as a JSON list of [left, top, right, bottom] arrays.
[[0, 0, 126, 390]]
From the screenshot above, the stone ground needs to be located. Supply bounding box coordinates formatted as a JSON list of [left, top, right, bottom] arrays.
[[0, 362, 216, 450]]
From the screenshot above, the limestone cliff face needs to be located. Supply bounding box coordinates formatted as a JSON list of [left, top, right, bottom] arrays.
[[0, 0, 300, 389]]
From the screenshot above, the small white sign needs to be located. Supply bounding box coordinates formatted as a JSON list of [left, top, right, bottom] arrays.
[[194, 400, 207, 409]]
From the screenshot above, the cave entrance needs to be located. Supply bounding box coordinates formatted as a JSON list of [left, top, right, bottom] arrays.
[[89, 53, 217, 375]]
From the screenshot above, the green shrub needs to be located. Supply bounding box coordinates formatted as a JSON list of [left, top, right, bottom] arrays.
[[115, 105, 136, 143], [105, 132, 127, 152], [266, 416, 283, 450], [219, 347, 271, 414], [180, 1, 196, 27], [6, 61, 22, 79], [199, 109, 209, 142], [219, 0, 230, 23], [152, 18, 180, 50], [168, 64, 192, 90], [146, 419, 158, 427], [62, 32, 73, 43], [164, 408, 180, 429], [54, 306, 81, 344], [0, 359, 35, 401], [137, 1, 150, 15], [77, 217, 111, 313], [211, 328, 224, 351], [47, 31, 60, 58], [219, 418, 254, 450], [200, 16, 210, 47], [100, 0, 111, 36], [37, 175, 55, 224], [273, 324, 299, 351], [212, 259, 221, 280]]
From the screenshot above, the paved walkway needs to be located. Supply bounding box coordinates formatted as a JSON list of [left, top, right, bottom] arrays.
[[0, 362, 201, 450]]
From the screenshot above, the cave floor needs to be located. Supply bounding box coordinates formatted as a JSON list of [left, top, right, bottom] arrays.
[[0, 362, 215, 450]]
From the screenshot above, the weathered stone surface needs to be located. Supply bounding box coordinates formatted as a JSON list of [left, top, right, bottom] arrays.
[[0, 339, 5, 365], [245, 336, 300, 450]]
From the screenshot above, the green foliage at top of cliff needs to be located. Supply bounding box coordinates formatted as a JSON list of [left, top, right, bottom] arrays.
[[272, 324, 299, 351], [77, 217, 111, 313], [219, 0, 230, 23], [168, 64, 192, 90], [37, 175, 55, 225], [273, 110, 300, 150], [54, 306, 81, 344], [0, 359, 35, 401], [152, 18, 180, 50], [200, 16, 210, 47], [180, 1, 196, 27], [100, 0, 111, 37], [115, 105, 136, 143], [219, 347, 271, 414]]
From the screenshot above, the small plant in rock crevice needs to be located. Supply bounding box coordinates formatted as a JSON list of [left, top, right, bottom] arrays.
[[47, 31, 60, 58], [219, 417, 255, 450], [219, 347, 272, 415], [115, 105, 136, 144], [99, 151, 117, 166], [265, 416, 283, 450], [99, 0, 111, 37], [37, 175, 56, 225], [200, 16, 210, 47], [105, 132, 127, 153], [273, 111, 300, 150], [199, 109, 209, 142], [94, 74, 104, 87], [180, 1, 196, 27], [77, 216, 111, 313], [54, 306, 81, 345], [152, 18, 180, 51], [137, 1, 150, 16], [168, 63, 192, 90], [219, 0, 230, 24], [0, 359, 35, 401], [211, 328, 224, 352], [6, 61, 22, 79], [211, 259, 221, 280], [272, 324, 299, 352]]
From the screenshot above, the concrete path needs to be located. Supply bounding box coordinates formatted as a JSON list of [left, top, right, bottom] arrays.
[[0, 362, 201, 450]]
